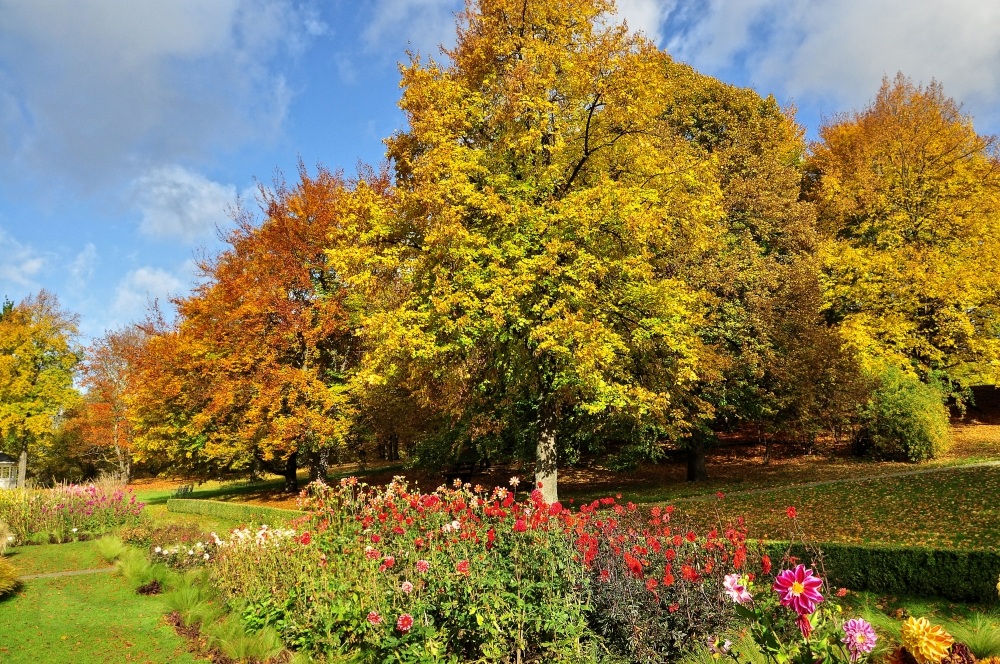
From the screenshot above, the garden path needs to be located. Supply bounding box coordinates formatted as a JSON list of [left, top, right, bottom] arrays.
[[17, 567, 116, 581]]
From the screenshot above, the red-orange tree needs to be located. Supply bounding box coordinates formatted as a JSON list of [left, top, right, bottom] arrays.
[[130, 169, 390, 490], [75, 326, 145, 480]]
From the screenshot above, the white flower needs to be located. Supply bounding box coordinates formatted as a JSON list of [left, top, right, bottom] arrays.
[[442, 523, 453, 534], [509, 476, 520, 487], [451, 520, 461, 531], [203, 553, 210, 560], [154, 546, 162, 554], [71, 528, 78, 533], [188, 550, 194, 556]]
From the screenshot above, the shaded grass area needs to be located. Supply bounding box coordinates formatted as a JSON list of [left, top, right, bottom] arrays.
[[0, 551, 198, 664], [562, 423, 1000, 505], [6, 539, 113, 576], [132, 463, 405, 508], [671, 464, 1000, 550]]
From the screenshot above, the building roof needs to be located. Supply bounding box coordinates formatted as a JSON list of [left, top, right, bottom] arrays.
[[0, 452, 17, 464]]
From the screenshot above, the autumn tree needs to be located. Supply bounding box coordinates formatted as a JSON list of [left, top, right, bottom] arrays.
[[0, 291, 81, 486], [75, 326, 145, 481], [129, 169, 387, 491], [333, 0, 728, 501], [808, 74, 1000, 393], [660, 61, 864, 470]]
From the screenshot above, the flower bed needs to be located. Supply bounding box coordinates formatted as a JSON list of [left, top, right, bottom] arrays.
[[195, 478, 999, 663], [0, 483, 145, 543]]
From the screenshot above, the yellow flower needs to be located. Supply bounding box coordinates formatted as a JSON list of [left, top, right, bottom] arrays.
[[996, 573, 1000, 597], [901, 617, 954, 664]]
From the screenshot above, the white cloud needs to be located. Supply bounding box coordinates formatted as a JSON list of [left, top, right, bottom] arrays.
[[0, 227, 46, 290], [362, 0, 458, 56], [134, 165, 237, 243], [361, 0, 671, 56], [615, 0, 671, 44], [0, 0, 325, 189], [111, 265, 188, 320], [69, 242, 98, 286], [664, 0, 1000, 125]]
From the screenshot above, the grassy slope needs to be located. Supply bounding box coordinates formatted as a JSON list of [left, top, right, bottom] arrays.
[[0, 541, 199, 664], [670, 463, 1000, 549]]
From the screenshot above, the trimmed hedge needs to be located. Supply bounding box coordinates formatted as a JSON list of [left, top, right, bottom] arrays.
[[763, 540, 1000, 603], [166, 499, 304, 526]]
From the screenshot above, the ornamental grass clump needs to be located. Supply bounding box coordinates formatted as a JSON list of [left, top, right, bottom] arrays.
[[0, 556, 19, 598]]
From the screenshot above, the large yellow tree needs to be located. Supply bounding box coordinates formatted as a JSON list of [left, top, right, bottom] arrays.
[[334, 0, 727, 501], [808, 75, 1000, 391]]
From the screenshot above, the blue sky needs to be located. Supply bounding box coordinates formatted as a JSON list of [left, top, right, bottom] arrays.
[[2, 0, 999, 342]]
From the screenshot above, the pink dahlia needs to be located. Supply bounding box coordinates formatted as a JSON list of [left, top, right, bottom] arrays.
[[400, 581, 414, 594], [396, 613, 414, 633], [773, 564, 824, 615], [416, 559, 430, 573], [367, 611, 383, 625], [723, 573, 752, 604], [842, 618, 877, 661]]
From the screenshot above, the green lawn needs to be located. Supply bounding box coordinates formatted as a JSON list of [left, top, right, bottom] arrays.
[[0, 541, 199, 664], [670, 464, 1000, 550], [6, 539, 113, 576]]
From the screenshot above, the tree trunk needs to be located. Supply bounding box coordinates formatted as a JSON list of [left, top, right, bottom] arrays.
[[308, 448, 329, 483], [535, 404, 558, 503], [283, 451, 298, 493], [17, 448, 27, 488], [686, 440, 708, 482]]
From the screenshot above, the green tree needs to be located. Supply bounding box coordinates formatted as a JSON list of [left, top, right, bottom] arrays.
[[333, 0, 727, 500], [658, 60, 862, 473], [0, 290, 81, 485], [808, 74, 1000, 393]]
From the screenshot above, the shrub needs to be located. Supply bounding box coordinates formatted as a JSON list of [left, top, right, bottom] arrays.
[[166, 499, 302, 525], [763, 541, 1000, 603], [855, 368, 951, 462]]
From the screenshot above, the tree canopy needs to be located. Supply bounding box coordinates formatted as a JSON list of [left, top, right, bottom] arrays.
[[808, 74, 1000, 394], [0, 291, 81, 483], [104, 4, 1000, 492]]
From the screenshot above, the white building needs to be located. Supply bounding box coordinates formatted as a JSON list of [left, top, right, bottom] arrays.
[[0, 453, 17, 489]]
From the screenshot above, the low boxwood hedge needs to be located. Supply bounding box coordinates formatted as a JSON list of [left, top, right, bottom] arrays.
[[763, 540, 1000, 603], [166, 499, 304, 526]]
